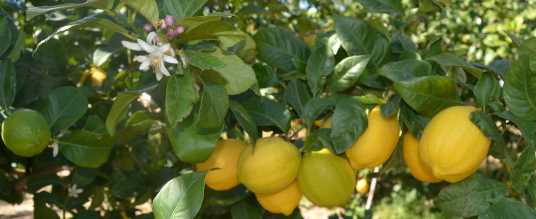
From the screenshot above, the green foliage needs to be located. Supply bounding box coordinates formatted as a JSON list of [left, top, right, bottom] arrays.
[[1, 0, 536, 218]]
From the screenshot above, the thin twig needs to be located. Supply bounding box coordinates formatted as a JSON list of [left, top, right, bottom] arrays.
[[364, 167, 381, 218]]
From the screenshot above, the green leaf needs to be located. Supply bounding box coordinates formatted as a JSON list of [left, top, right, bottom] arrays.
[[306, 40, 335, 95], [474, 73, 501, 109], [208, 50, 257, 95], [105, 92, 139, 136], [162, 0, 208, 18], [379, 59, 432, 82], [470, 112, 506, 159], [59, 130, 113, 168], [179, 18, 234, 42], [167, 118, 221, 163], [504, 51, 536, 121], [334, 17, 389, 66], [34, 198, 60, 219], [153, 172, 206, 219], [436, 173, 508, 218], [479, 198, 536, 219], [254, 27, 310, 72], [328, 55, 370, 92], [166, 71, 199, 126], [230, 101, 259, 142], [124, 0, 160, 24], [26, 0, 99, 20], [394, 76, 460, 117], [330, 96, 368, 154], [0, 17, 13, 57], [427, 53, 482, 77], [511, 145, 536, 193], [45, 86, 88, 131], [36, 15, 135, 51], [0, 61, 16, 110], [284, 80, 312, 116], [399, 102, 429, 138], [231, 199, 263, 219], [302, 96, 337, 129], [358, 0, 403, 14], [381, 95, 401, 118], [186, 50, 256, 95], [198, 84, 229, 129], [242, 96, 291, 132]]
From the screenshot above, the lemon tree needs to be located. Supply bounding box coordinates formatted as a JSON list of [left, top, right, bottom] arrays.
[[1, 0, 536, 218]]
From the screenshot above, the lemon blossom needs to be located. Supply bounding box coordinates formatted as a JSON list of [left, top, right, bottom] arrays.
[[121, 32, 178, 81]]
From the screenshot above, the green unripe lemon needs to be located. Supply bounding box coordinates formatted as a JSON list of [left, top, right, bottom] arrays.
[[1, 109, 51, 157]]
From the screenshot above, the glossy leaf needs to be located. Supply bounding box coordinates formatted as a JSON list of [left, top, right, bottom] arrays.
[[26, 0, 99, 20], [230, 101, 259, 142], [153, 172, 206, 219], [504, 50, 536, 121], [242, 96, 291, 132], [284, 80, 312, 116], [59, 130, 113, 168], [436, 174, 508, 218], [334, 16, 389, 66], [381, 95, 401, 118], [45, 86, 88, 131], [186, 50, 256, 95], [166, 71, 199, 126], [198, 84, 229, 129], [427, 53, 482, 77], [379, 59, 432, 82], [394, 76, 459, 117], [470, 112, 506, 159], [231, 199, 263, 219], [0, 61, 16, 109], [479, 198, 536, 219], [254, 27, 310, 72], [167, 118, 221, 163], [162, 0, 208, 18], [306, 39, 335, 95], [399, 102, 429, 138], [105, 92, 139, 136], [328, 55, 370, 92], [474, 73, 501, 109], [358, 0, 403, 14], [302, 96, 337, 129], [0, 17, 13, 57], [511, 145, 536, 193], [124, 0, 160, 24], [330, 96, 368, 154]]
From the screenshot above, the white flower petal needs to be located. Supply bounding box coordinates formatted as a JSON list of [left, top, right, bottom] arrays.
[[137, 39, 156, 53], [133, 55, 148, 63], [121, 41, 142, 51], [139, 61, 151, 71], [155, 72, 164, 81], [163, 55, 179, 64], [159, 61, 171, 76], [147, 32, 159, 45]]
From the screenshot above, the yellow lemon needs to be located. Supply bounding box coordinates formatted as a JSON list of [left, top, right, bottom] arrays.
[[419, 106, 491, 183], [256, 181, 302, 216], [345, 106, 401, 169], [238, 137, 301, 194], [355, 178, 369, 194], [298, 149, 355, 207], [1, 109, 51, 157], [402, 133, 441, 183], [196, 139, 247, 191]]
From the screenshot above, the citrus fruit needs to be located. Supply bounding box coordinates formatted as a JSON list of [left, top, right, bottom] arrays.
[[402, 133, 440, 183], [345, 106, 401, 169], [1, 109, 51, 157], [298, 149, 355, 207], [419, 106, 491, 183], [196, 139, 247, 191], [256, 181, 302, 216], [355, 178, 369, 194], [238, 137, 301, 194]]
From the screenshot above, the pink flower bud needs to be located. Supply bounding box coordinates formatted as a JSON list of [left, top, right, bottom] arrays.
[[143, 24, 153, 32], [164, 15, 176, 26], [175, 26, 185, 34], [160, 22, 168, 30], [166, 29, 179, 39]]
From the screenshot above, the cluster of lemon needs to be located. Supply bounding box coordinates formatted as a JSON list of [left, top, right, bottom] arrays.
[[196, 105, 491, 215]]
